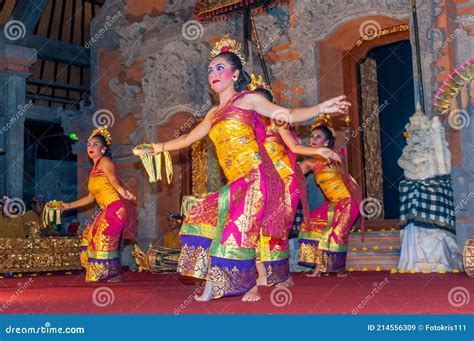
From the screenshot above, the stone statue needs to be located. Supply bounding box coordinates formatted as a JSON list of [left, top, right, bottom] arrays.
[[398, 103, 451, 180]]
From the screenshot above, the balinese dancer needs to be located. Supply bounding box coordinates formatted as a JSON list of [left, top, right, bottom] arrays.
[[249, 75, 342, 288], [61, 126, 136, 282], [142, 36, 351, 301], [298, 117, 362, 277]]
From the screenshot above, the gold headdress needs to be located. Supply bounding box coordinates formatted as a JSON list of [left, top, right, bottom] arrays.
[[88, 125, 112, 145], [310, 113, 336, 137], [209, 34, 246, 65], [248, 73, 274, 96]]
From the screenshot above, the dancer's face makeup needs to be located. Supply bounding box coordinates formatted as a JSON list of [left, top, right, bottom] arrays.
[[208, 57, 237, 93], [87, 137, 104, 159], [309, 129, 328, 147]]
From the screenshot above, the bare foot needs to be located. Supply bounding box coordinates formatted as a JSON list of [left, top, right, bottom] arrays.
[[256, 262, 268, 287], [242, 285, 261, 302], [107, 275, 123, 283], [306, 270, 322, 277], [306, 264, 322, 277], [337, 271, 348, 278], [195, 281, 213, 302], [276, 276, 294, 288]]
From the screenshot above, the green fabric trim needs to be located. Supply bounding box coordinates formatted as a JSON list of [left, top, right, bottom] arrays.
[[209, 184, 256, 260], [298, 232, 321, 241], [86, 251, 119, 259]]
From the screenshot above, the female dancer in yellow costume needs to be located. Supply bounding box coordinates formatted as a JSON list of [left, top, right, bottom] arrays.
[[250, 81, 342, 288], [61, 126, 136, 282], [145, 36, 351, 301], [298, 120, 362, 277]]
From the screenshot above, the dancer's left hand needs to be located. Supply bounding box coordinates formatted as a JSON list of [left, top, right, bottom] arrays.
[[318, 148, 342, 165], [120, 188, 136, 201], [319, 95, 351, 115]]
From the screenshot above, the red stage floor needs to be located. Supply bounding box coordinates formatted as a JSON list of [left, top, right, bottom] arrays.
[[0, 272, 472, 314]]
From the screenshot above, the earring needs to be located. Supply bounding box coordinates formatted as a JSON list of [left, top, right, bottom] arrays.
[[102, 148, 106, 154]]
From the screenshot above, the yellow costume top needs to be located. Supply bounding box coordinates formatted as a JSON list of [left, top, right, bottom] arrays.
[[313, 156, 351, 203], [209, 105, 262, 183], [88, 165, 120, 209]]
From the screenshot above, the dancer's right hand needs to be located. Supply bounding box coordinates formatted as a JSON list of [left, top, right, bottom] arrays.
[[58, 201, 69, 212], [152, 143, 165, 155]]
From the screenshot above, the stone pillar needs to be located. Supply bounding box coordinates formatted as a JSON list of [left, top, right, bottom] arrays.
[[0, 43, 37, 198]]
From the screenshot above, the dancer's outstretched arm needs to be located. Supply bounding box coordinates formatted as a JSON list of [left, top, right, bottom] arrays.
[[151, 107, 216, 154], [61, 193, 95, 211], [279, 128, 341, 163], [236, 93, 350, 123]]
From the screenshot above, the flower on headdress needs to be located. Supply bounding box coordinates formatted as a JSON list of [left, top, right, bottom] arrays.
[[209, 34, 246, 65], [88, 126, 112, 145]]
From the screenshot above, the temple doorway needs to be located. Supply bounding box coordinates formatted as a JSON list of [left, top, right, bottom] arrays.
[[357, 40, 416, 219]]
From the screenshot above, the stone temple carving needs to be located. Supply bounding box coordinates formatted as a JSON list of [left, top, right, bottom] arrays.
[[141, 40, 210, 123], [109, 77, 142, 118], [398, 103, 451, 180]]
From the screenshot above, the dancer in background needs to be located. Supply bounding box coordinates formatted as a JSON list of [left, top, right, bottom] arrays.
[[61, 126, 136, 282], [22, 195, 45, 236], [141, 36, 350, 301], [298, 117, 362, 277], [249, 76, 341, 288]]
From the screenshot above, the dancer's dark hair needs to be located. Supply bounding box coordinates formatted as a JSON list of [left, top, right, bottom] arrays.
[[214, 51, 251, 92], [311, 126, 335, 148]]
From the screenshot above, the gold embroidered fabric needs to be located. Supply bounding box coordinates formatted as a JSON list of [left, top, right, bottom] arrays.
[[177, 243, 209, 279], [209, 264, 257, 298], [315, 170, 351, 203], [298, 242, 323, 265], [265, 262, 290, 286], [209, 116, 261, 183], [88, 169, 120, 209]]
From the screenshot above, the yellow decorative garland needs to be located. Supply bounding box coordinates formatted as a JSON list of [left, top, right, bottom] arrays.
[[132, 144, 173, 184], [42, 200, 62, 228]]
